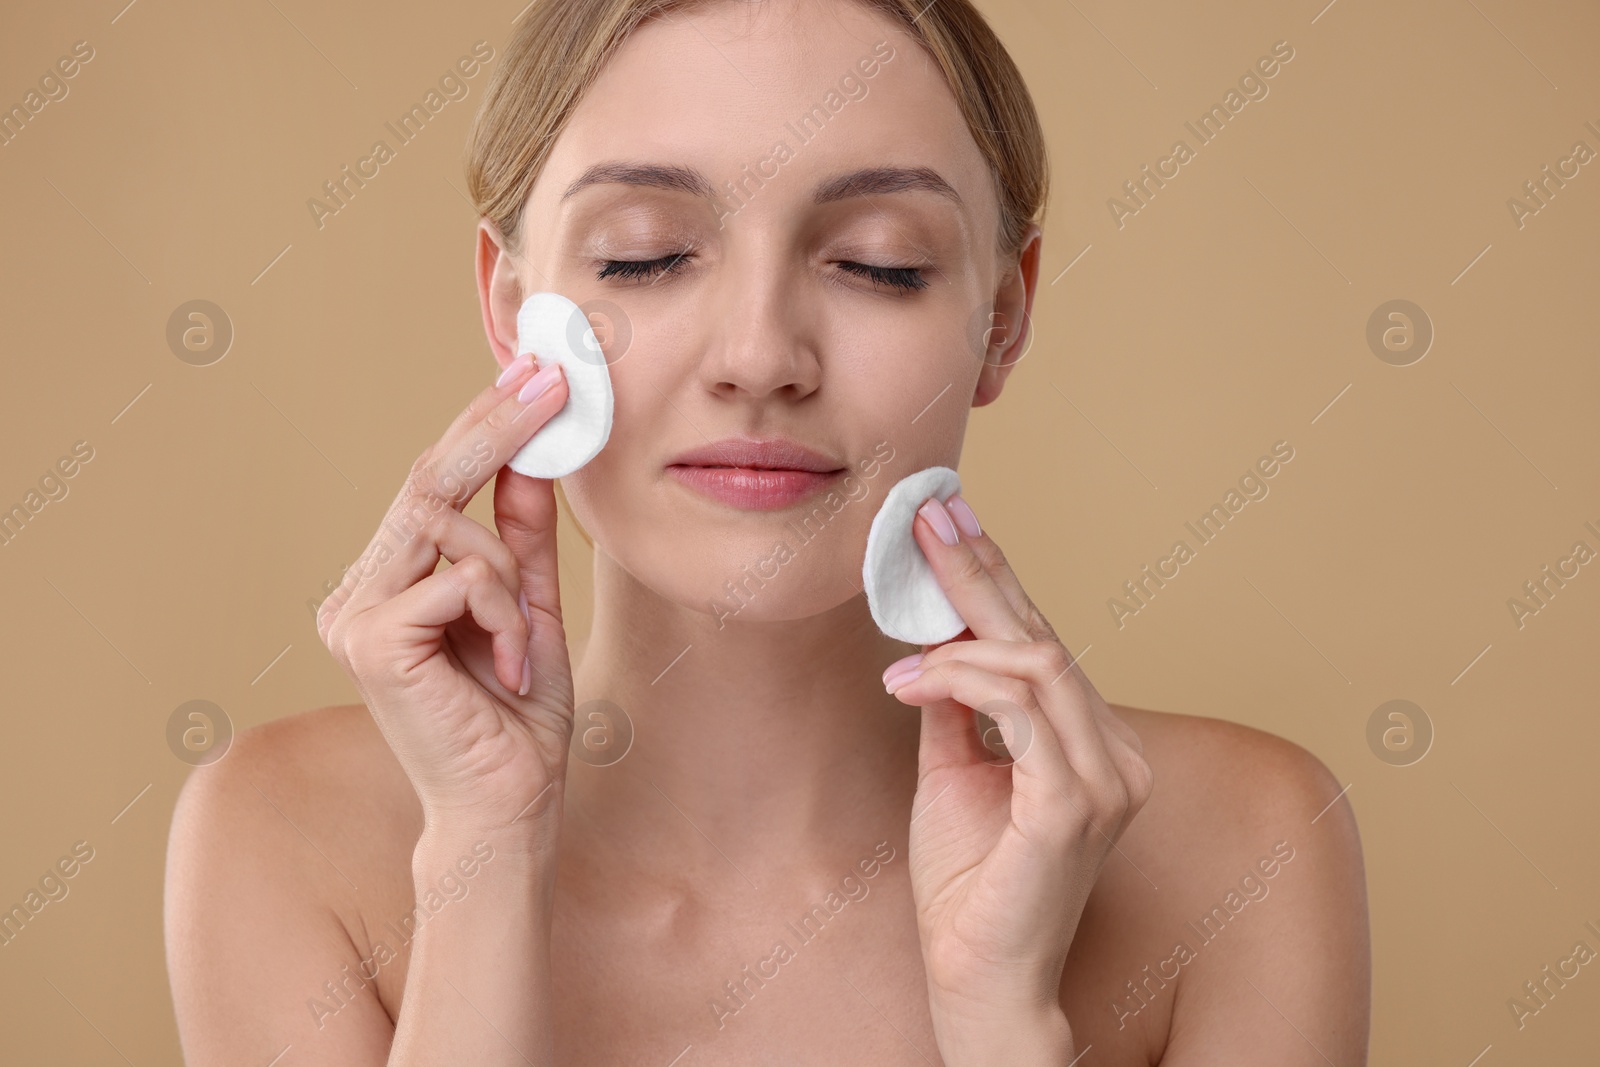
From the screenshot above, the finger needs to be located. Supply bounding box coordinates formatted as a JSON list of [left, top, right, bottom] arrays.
[[492, 463, 563, 635], [1097, 702, 1144, 756], [360, 554, 531, 699], [930, 639, 1105, 731], [911, 497, 1030, 644], [928, 633, 1152, 799], [330, 505, 525, 631], [436, 354, 554, 455], [917, 698, 993, 777], [1018, 639, 1142, 758], [914, 638, 1131, 794], [322, 505, 525, 644], [891, 658, 1073, 788], [320, 360, 567, 633], [920, 640, 1153, 837], [944, 492, 1058, 642], [902, 639, 1152, 838]]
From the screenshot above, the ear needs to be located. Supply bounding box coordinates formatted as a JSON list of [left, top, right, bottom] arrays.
[[476, 217, 524, 372], [972, 222, 1042, 408]]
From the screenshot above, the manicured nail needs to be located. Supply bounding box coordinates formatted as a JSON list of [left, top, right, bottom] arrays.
[[887, 668, 924, 694], [918, 498, 959, 546], [947, 494, 981, 538], [518, 590, 530, 626], [496, 354, 533, 388], [882, 653, 924, 689], [519, 656, 532, 696], [518, 362, 561, 403]]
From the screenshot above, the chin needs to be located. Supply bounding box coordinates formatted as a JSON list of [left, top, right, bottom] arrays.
[[695, 544, 864, 627], [671, 521, 870, 625]]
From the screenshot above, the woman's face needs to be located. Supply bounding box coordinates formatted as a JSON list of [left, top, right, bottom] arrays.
[[481, 0, 1039, 624]]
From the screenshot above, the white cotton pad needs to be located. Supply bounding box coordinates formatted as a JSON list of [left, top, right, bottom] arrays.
[[505, 292, 614, 478], [862, 466, 967, 645]]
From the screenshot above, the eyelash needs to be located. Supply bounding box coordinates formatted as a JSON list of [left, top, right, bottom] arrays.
[[836, 261, 929, 292], [595, 252, 693, 283], [594, 254, 928, 292]]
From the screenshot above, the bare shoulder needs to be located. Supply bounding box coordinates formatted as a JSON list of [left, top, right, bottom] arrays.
[[1114, 703, 1357, 834], [170, 703, 419, 874], [1109, 702, 1366, 931], [165, 704, 419, 1062], [1105, 704, 1370, 1064]]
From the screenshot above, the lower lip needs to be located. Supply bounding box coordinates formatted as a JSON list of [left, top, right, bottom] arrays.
[[667, 465, 844, 510]]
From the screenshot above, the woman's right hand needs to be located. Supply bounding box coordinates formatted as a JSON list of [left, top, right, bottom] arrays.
[[316, 355, 575, 851]]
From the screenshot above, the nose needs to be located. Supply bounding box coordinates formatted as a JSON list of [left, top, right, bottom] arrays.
[[694, 254, 823, 403]]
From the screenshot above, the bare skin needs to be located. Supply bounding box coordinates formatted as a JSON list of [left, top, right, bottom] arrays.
[[168, 701, 1366, 1065], [165, 1, 1369, 1063]]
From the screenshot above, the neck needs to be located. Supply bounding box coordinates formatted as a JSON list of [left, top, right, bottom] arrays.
[[566, 548, 921, 879]]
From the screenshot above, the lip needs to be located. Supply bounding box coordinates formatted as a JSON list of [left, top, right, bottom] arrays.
[[666, 436, 848, 510]]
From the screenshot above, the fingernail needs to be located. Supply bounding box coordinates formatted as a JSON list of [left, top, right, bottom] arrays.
[[947, 494, 981, 538], [519, 656, 532, 696], [918, 499, 959, 546], [518, 590, 530, 626], [887, 668, 924, 694], [518, 362, 562, 403], [496, 354, 533, 388], [882, 653, 924, 689]]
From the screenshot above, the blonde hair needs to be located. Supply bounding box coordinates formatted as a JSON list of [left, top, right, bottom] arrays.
[[465, 0, 1051, 547]]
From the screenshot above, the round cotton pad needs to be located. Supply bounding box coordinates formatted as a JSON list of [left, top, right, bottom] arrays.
[[862, 465, 967, 645], [505, 292, 614, 479]]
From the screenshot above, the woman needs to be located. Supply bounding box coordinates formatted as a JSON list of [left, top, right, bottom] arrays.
[[165, 0, 1370, 1063]]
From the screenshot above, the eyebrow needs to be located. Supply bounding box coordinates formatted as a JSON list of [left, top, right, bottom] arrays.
[[560, 162, 961, 206], [813, 166, 961, 205]]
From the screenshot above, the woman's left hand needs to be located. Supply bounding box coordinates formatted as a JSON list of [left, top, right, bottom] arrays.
[[884, 492, 1154, 1064]]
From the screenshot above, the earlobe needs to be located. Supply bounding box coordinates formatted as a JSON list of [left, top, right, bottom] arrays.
[[972, 326, 1023, 407]]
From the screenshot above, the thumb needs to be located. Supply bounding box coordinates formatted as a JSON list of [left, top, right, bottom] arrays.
[[492, 466, 564, 628], [916, 695, 992, 778]]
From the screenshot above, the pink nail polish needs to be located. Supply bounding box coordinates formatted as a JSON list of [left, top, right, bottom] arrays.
[[518, 590, 530, 626], [918, 499, 959, 546], [518, 362, 561, 403], [496, 354, 532, 388], [947, 494, 981, 538], [887, 668, 924, 693], [519, 656, 532, 696], [882, 653, 924, 688]]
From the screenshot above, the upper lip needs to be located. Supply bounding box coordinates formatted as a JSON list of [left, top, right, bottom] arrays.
[[667, 436, 846, 473]]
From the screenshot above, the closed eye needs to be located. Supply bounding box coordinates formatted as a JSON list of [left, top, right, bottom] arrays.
[[837, 261, 928, 292], [596, 252, 692, 283]]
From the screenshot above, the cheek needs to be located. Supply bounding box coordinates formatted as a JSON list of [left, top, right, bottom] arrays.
[[835, 321, 980, 469]]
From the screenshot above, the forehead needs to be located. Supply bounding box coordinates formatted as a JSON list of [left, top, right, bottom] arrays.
[[531, 0, 996, 229]]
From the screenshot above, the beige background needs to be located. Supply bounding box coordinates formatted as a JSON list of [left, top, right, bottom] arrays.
[[1, 0, 1596, 1062]]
